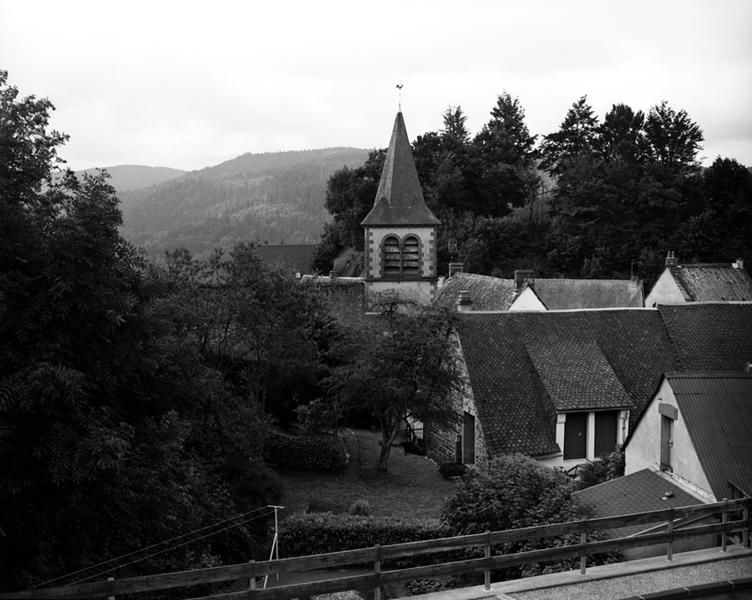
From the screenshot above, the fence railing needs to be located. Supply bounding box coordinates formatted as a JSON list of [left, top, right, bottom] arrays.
[[2, 497, 749, 600]]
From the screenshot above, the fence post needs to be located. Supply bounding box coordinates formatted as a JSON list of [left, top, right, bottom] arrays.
[[743, 501, 750, 548], [579, 532, 587, 575], [484, 530, 491, 590], [373, 544, 381, 600], [106, 576, 115, 600], [249, 560, 256, 593], [722, 508, 728, 552], [666, 508, 674, 561]]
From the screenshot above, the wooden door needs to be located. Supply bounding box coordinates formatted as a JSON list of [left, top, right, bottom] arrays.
[[564, 412, 587, 459]]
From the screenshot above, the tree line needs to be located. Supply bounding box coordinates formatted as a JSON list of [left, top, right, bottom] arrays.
[[314, 94, 751, 285], [0, 71, 461, 588]]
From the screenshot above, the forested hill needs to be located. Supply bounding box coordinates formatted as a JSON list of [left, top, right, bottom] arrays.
[[119, 147, 369, 260], [78, 164, 186, 192]]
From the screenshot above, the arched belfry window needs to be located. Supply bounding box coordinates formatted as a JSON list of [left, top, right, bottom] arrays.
[[402, 236, 420, 274], [381, 235, 421, 277], [383, 236, 401, 275]]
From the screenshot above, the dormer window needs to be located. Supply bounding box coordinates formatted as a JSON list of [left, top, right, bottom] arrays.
[[381, 235, 421, 277]]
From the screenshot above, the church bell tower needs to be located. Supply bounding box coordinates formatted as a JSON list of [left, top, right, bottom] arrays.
[[361, 112, 440, 308]]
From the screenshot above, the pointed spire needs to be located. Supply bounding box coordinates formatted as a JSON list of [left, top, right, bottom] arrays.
[[361, 112, 440, 227]]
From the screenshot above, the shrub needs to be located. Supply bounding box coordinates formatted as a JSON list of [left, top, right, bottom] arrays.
[[349, 499, 371, 516], [278, 513, 446, 558], [577, 448, 625, 490], [441, 454, 618, 580], [263, 431, 347, 472], [295, 397, 338, 435], [438, 462, 468, 479]]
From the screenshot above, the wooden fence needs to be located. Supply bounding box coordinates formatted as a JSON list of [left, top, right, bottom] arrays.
[[2, 497, 749, 600]]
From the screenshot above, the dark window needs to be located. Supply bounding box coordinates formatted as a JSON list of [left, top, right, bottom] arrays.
[[594, 410, 618, 456], [564, 412, 587, 459], [381, 235, 421, 277], [402, 236, 420, 273], [660, 415, 673, 471], [462, 412, 475, 464], [383, 236, 401, 275]]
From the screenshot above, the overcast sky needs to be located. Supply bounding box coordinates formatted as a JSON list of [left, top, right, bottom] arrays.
[[2, 0, 751, 172]]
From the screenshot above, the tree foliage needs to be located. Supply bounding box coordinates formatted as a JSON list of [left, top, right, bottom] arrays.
[[0, 72, 287, 589], [441, 454, 606, 578], [329, 307, 462, 471]]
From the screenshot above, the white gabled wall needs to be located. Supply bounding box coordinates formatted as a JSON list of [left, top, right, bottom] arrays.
[[508, 287, 546, 311], [644, 269, 687, 307], [625, 379, 715, 501]]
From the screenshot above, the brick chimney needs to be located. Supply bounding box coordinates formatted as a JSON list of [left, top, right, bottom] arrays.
[[457, 290, 473, 312], [665, 251, 678, 267], [514, 269, 535, 292]]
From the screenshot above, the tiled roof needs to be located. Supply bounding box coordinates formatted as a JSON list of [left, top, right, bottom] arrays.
[[667, 372, 752, 498], [361, 112, 440, 227], [435, 273, 517, 311], [254, 244, 316, 274], [575, 469, 701, 537], [668, 264, 752, 302], [530, 279, 644, 309], [658, 303, 752, 371], [456, 310, 675, 456]]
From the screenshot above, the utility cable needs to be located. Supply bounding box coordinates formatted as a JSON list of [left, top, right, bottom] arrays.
[[65, 508, 276, 586], [36, 505, 273, 588]]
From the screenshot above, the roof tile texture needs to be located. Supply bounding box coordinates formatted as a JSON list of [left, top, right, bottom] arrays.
[[361, 112, 440, 226], [669, 264, 752, 302]]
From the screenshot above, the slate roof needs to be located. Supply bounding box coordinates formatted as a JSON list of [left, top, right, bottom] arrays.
[[667, 264, 752, 302], [361, 112, 440, 227], [575, 469, 701, 538], [666, 372, 752, 498], [254, 244, 316, 275], [435, 273, 517, 311], [456, 310, 675, 456], [658, 303, 752, 371], [528, 278, 644, 309]]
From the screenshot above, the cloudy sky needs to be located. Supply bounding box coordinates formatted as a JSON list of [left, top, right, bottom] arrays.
[[2, 0, 751, 171]]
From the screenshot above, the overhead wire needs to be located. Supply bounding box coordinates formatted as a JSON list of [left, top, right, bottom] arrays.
[[35, 505, 275, 588], [65, 508, 277, 586]]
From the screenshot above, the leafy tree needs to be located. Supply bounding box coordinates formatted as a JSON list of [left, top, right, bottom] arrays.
[[441, 454, 601, 578], [540, 95, 599, 176], [474, 92, 539, 213], [0, 72, 280, 588], [644, 101, 703, 169], [329, 307, 462, 471]]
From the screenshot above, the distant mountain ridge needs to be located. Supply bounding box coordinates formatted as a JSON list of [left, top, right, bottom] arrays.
[[78, 165, 186, 192], [116, 147, 370, 260]]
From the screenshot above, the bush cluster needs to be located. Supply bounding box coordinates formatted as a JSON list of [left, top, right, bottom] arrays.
[[279, 513, 445, 558], [263, 431, 347, 472], [438, 462, 468, 479]]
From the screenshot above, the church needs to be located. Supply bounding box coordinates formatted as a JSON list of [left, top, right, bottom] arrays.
[[360, 111, 441, 309]]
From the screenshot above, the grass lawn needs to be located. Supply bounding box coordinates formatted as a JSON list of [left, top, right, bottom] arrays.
[[275, 428, 458, 522]]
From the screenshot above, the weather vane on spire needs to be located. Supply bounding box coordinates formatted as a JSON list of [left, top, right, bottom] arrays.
[[396, 83, 403, 111]]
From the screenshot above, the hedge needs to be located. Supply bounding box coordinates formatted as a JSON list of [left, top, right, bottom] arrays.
[[278, 512, 447, 558], [263, 431, 347, 472]]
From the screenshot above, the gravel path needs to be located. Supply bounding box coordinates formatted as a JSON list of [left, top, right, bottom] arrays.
[[508, 556, 752, 600]]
